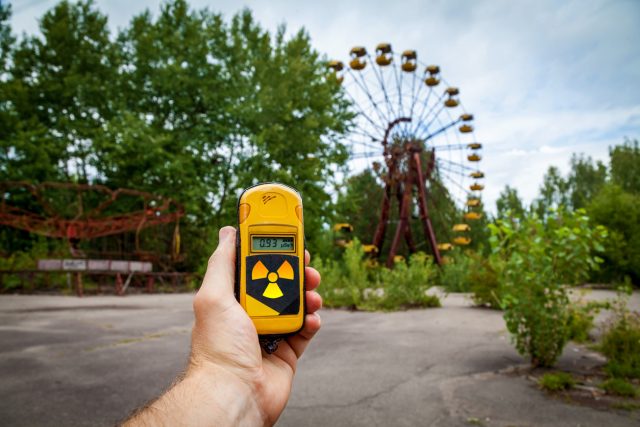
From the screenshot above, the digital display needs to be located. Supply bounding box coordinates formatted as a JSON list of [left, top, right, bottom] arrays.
[[251, 236, 295, 252]]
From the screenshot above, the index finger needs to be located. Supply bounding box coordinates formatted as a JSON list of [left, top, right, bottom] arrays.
[[305, 249, 310, 266]]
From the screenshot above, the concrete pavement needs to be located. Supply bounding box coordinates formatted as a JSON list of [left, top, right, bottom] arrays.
[[0, 291, 638, 426]]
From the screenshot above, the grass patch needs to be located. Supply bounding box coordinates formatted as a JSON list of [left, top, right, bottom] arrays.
[[601, 378, 639, 398], [538, 372, 575, 392], [613, 402, 640, 411]]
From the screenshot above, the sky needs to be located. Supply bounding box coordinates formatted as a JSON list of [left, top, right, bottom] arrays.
[[8, 0, 640, 213]]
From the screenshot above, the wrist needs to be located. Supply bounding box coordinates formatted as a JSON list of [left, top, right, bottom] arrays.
[[186, 364, 266, 426]]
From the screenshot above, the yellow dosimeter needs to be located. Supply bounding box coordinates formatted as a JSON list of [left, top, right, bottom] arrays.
[[235, 183, 305, 341]]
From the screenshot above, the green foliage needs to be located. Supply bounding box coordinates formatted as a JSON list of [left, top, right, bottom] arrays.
[[439, 252, 472, 293], [490, 209, 607, 367], [600, 300, 640, 379], [538, 372, 575, 392], [368, 252, 440, 310], [609, 139, 640, 194], [600, 378, 638, 398], [314, 239, 440, 311], [588, 183, 640, 284], [0, 237, 67, 291], [496, 185, 526, 219], [1, 0, 352, 271], [566, 295, 610, 343]]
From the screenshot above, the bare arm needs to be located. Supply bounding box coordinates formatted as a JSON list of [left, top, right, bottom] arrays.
[[123, 227, 322, 427]]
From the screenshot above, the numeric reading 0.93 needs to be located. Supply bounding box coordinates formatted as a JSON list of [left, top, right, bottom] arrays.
[[251, 236, 294, 252]]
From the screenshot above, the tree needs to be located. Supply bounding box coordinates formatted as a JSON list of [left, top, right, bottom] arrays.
[[495, 185, 526, 219], [567, 153, 607, 209], [609, 139, 640, 194], [1, 0, 352, 271], [588, 183, 640, 283]]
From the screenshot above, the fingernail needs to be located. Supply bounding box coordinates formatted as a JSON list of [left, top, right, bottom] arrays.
[[219, 226, 234, 241]]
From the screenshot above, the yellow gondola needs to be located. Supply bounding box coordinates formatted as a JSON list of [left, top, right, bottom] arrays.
[[333, 223, 353, 232], [375, 43, 393, 66], [467, 143, 482, 150], [466, 198, 481, 207], [460, 113, 474, 121], [468, 154, 481, 162], [464, 212, 482, 220], [401, 50, 417, 72], [444, 98, 459, 108], [437, 243, 453, 251], [453, 237, 472, 246], [470, 183, 484, 191], [327, 60, 344, 83], [362, 244, 379, 254], [452, 223, 471, 232], [350, 46, 367, 70], [425, 65, 440, 86], [470, 171, 484, 179], [459, 124, 473, 133]]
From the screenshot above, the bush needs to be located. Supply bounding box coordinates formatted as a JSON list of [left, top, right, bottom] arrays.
[[539, 372, 575, 391], [600, 299, 640, 379], [367, 252, 440, 310], [315, 240, 440, 310], [439, 252, 472, 293], [600, 378, 638, 397], [491, 209, 607, 367], [469, 254, 502, 308], [567, 298, 609, 343]]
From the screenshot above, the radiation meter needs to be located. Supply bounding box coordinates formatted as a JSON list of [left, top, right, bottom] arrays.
[[235, 183, 305, 352]]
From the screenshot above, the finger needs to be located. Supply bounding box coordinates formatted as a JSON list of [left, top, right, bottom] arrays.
[[306, 290, 322, 313], [305, 250, 310, 266], [286, 312, 321, 359], [198, 227, 237, 302], [305, 267, 320, 291]]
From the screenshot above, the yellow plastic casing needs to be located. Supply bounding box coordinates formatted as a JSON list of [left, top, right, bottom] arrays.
[[236, 183, 305, 336]]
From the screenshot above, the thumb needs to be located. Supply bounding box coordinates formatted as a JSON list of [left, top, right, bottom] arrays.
[[198, 226, 237, 303]]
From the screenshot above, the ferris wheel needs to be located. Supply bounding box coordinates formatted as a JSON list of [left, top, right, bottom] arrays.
[[328, 44, 485, 267]]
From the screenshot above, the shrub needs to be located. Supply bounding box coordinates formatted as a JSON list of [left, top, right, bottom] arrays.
[[567, 298, 609, 343], [601, 378, 638, 397], [315, 240, 440, 310], [491, 209, 607, 367], [539, 372, 575, 391], [469, 254, 502, 308], [439, 252, 472, 293], [600, 299, 640, 379], [368, 252, 440, 310]]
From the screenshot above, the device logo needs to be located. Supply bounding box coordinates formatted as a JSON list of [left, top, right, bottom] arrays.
[[246, 254, 300, 315]]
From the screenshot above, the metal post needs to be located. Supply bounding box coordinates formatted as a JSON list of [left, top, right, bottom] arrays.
[[413, 151, 443, 265]]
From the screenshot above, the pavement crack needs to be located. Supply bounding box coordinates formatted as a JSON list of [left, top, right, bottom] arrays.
[[289, 363, 436, 410]]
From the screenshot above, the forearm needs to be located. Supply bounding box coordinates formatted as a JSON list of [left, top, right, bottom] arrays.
[[123, 367, 265, 427]]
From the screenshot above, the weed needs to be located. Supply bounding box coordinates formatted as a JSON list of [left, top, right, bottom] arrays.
[[538, 372, 575, 391]]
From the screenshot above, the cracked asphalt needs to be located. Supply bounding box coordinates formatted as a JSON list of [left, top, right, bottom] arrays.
[[0, 291, 638, 426]]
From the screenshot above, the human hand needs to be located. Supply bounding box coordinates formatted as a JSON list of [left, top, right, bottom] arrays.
[[189, 226, 322, 425]]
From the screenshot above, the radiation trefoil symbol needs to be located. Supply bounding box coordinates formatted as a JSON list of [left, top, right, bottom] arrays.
[[246, 255, 300, 316], [252, 259, 294, 299]]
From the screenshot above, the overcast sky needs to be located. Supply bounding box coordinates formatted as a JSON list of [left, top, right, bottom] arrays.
[[8, 0, 640, 212]]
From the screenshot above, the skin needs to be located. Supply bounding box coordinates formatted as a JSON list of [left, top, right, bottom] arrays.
[[124, 226, 322, 426]]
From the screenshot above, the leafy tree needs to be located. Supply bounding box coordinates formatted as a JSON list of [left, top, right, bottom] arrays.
[[1, 0, 352, 271], [567, 154, 607, 209], [6, 0, 118, 183], [496, 185, 526, 219], [334, 168, 383, 245], [609, 138, 640, 194], [588, 184, 640, 283]]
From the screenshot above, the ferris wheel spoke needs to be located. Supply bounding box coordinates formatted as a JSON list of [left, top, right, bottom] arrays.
[[366, 53, 398, 121], [346, 69, 391, 127], [350, 128, 382, 143], [416, 119, 461, 142], [343, 88, 387, 134], [352, 139, 382, 151], [432, 143, 470, 152], [437, 157, 476, 172], [392, 64, 405, 120], [407, 68, 426, 124], [411, 92, 445, 135]]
